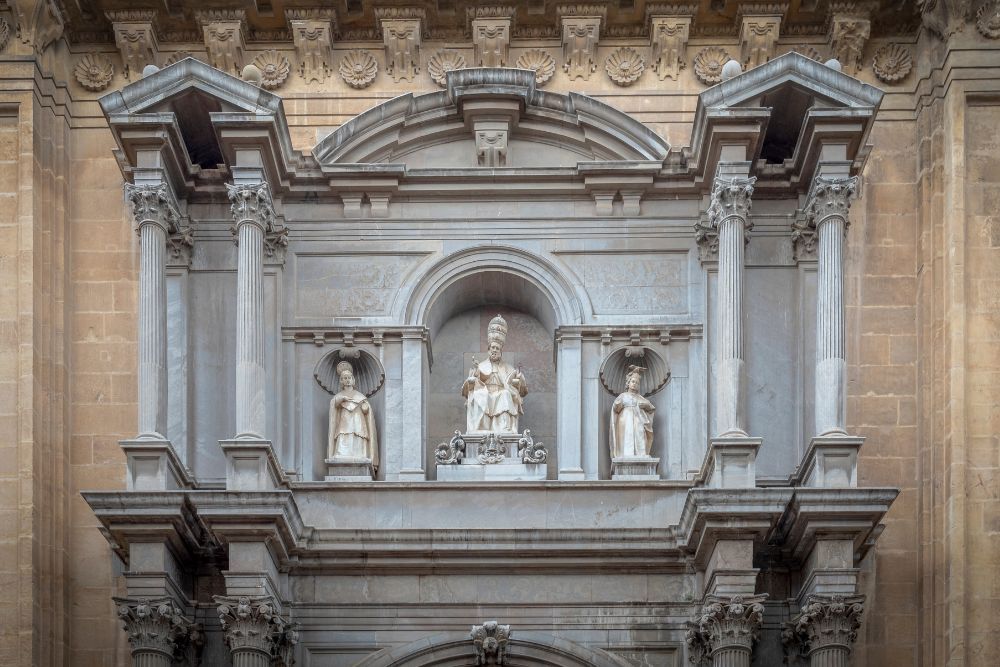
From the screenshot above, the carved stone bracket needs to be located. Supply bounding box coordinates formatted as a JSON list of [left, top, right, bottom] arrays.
[[227, 181, 276, 234], [114, 597, 195, 662], [107, 10, 158, 80], [649, 16, 690, 81], [471, 620, 511, 665], [476, 128, 508, 167], [215, 595, 297, 665], [472, 11, 512, 68], [685, 594, 766, 664], [377, 9, 422, 83], [783, 594, 865, 662], [828, 5, 871, 73], [739, 11, 782, 70], [560, 13, 602, 80], [11, 0, 65, 53], [197, 10, 246, 75], [126, 182, 180, 235], [287, 9, 335, 83]]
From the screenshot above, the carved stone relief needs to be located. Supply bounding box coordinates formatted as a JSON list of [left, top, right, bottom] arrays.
[[605, 46, 646, 86], [872, 43, 912, 83], [561, 16, 602, 80], [515, 49, 556, 85], [428, 49, 467, 86], [197, 10, 245, 75], [783, 594, 865, 661], [739, 15, 781, 70], [471, 620, 511, 665], [115, 597, 195, 661], [476, 129, 508, 167], [74, 53, 114, 91], [107, 11, 157, 80], [693, 46, 731, 84], [252, 50, 291, 89], [379, 15, 422, 83], [829, 14, 870, 73], [686, 595, 766, 664], [472, 15, 511, 68], [289, 14, 334, 83], [0, 19, 10, 52], [649, 17, 690, 81], [339, 50, 378, 88], [10, 0, 65, 53], [215, 596, 297, 664]]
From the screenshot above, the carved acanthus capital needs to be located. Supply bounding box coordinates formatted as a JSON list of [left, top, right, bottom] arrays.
[[649, 17, 690, 81], [471, 620, 511, 665], [126, 183, 181, 234], [107, 11, 158, 79], [287, 11, 335, 83], [707, 176, 756, 232], [685, 594, 766, 663], [785, 594, 865, 657], [805, 176, 858, 229], [114, 597, 194, 660], [215, 595, 297, 662], [197, 10, 246, 75], [227, 181, 276, 234]]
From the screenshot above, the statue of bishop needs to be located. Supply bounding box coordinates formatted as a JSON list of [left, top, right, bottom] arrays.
[[462, 315, 528, 433]]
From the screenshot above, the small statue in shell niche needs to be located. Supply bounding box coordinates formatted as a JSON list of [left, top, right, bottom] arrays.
[[328, 361, 379, 470], [610, 365, 655, 458]]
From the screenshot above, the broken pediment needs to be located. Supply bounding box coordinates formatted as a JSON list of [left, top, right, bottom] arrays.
[[313, 67, 670, 168]]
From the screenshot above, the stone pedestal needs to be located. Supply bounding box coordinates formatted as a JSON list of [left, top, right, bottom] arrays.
[[325, 457, 375, 481], [611, 456, 660, 480], [799, 436, 863, 488], [437, 458, 546, 481], [434, 431, 547, 481], [220, 439, 286, 490], [699, 437, 761, 488]]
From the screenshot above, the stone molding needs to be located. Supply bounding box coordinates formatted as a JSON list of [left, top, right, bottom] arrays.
[[114, 596, 195, 661], [783, 594, 865, 658], [215, 595, 297, 663], [686, 594, 767, 663]]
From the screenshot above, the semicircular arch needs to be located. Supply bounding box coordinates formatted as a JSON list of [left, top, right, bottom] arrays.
[[353, 631, 633, 667]]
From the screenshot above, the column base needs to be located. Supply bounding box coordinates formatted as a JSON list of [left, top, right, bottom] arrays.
[[120, 438, 193, 491], [611, 456, 660, 480], [797, 435, 863, 487], [698, 437, 761, 488], [220, 439, 288, 490]]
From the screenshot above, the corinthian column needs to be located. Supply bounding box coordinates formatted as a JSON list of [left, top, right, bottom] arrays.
[[686, 594, 766, 667], [784, 595, 864, 667], [707, 174, 755, 437], [126, 183, 179, 440], [114, 597, 196, 667], [805, 177, 858, 436], [216, 595, 297, 667], [227, 181, 274, 440]]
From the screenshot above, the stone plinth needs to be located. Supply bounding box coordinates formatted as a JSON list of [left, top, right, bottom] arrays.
[[437, 457, 546, 481], [325, 457, 375, 481], [799, 436, 863, 488], [611, 456, 660, 480]]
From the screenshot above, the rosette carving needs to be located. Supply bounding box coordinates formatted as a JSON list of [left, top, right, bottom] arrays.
[[252, 50, 291, 89], [693, 46, 730, 85], [339, 49, 378, 88], [978, 1, 1000, 39], [515, 49, 556, 86], [605, 46, 645, 86], [872, 43, 912, 83], [75, 53, 115, 91], [427, 49, 466, 86]]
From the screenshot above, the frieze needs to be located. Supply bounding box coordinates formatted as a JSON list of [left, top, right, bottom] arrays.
[[294, 254, 424, 318]]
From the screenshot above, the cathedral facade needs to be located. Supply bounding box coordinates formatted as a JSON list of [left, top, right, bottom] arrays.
[[0, 1, 998, 665]]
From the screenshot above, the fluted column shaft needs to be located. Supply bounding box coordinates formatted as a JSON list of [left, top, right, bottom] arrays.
[[130, 650, 173, 667], [231, 647, 272, 667], [711, 646, 751, 667], [708, 176, 755, 437], [807, 177, 857, 436], [228, 182, 274, 439], [126, 184, 179, 440], [808, 645, 851, 667]]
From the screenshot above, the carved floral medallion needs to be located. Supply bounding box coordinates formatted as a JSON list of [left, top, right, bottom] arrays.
[[872, 43, 912, 83], [693, 46, 731, 85], [339, 49, 378, 88], [427, 49, 467, 86], [605, 47, 645, 86], [977, 1, 1000, 39], [251, 50, 290, 89], [515, 49, 556, 86], [74, 53, 115, 91]]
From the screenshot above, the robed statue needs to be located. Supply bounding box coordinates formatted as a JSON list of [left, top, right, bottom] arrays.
[[462, 314, 528, 433], [328, 361, 379, 470], [610, 365, 655, 458]]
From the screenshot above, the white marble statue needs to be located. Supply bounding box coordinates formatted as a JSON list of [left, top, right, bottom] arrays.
[[328, 361, 379, 469], [610, 365, 655, 458], [462, 314, 528, 433]]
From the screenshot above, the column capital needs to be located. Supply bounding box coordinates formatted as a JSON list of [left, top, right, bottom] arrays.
[[114, 596, 195, 660], [697, 175, 756, 260], [215, 595, 298, 661], [793, 175, 858, 261], [686, 594, 766, 662], [125, 182, 180, 234], [784, 594, 865, 657], [227, 181, 276, 234]]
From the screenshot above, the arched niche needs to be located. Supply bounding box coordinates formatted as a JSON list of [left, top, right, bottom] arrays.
[[353, 631, 632, 667]]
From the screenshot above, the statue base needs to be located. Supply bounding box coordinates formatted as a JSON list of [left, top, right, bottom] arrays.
[[324, 457, 375, 482], [611, 456, 660, 480], [434, 430, 547, 481], [437, 458, 547, 482]]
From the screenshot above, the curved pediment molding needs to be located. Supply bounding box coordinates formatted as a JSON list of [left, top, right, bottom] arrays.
[[314, 67, 670, 167]]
